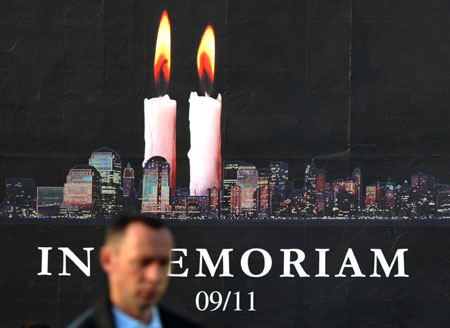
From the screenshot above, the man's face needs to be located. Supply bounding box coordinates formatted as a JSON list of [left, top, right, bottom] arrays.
[[103, 222, 174, 315]]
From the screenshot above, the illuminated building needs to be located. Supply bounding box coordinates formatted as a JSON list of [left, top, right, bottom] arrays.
[[37, 187, 64, 217], [365, 185, 377, 210], [208, 187, 221, 217], [123, 162, 136, 198], [418, 173, 434, 193], [60, 165, 102, 218], [256, 169, 270, 218], [436, 184, 450, 218], [317, 169, 326, 192], [230, 185, 241, 216], [89, 147, 122, 217], [222, 161, 246, 217], [270, 161, 289, 215], [171, 194, 207, 218], [345, 178, 355, 195], [396, 181, 411, 218], [237, 165, 258, 217], [2, 178, 36, 218], [304, 159, 318, 190], [352, 168, 362, 209], [411, 174, 419, 188], [410, 173, 435, 218], [122, 163, 139, 213], [141, 156, 171, 214], [186, 196, 207, 217], [270, 161, 288, 200], [381, 182, 396, 216]]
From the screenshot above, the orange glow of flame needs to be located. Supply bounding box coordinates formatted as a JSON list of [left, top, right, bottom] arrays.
[[197, 25, 215, 85], [154, 10, 171, 86]]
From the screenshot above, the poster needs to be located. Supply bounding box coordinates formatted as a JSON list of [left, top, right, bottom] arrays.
[[1, 0, 449, 327]]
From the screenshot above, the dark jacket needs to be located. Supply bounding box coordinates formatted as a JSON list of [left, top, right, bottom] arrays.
[[66, 296, 204, 328]]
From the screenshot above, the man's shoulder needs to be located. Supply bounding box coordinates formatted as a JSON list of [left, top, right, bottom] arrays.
[[66, 297, 115, 328], [159, 305, 205, 328], [66, 307, 96, 328], [66, 298, 205, 328]]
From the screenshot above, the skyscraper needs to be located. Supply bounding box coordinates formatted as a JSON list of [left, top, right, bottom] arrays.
[[207, 187, 221, 218], [304, 159, 318, 190], [222, 161, 246, 217], [365, 185, 377, 211], [123, 162, 136, 198], [256, 168, 271, 218], [89, 147, 122, 217], [237, 165, 258, 217], [60, 165, 102, 218], [352, 168, 362, 209], [436, 184, 450, 218], [317, 169, 326, 192], [270, 161, 289, 215], [141, 156, 171, 214], [230, 185, 241, 217]]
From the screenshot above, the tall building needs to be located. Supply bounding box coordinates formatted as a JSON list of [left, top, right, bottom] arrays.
[[60, 165, 102, 218], [141, 156, 171, 214], [208, 187, 221, 218], [123, 162, 136, 198], [317, 169, 326, 192], [435, 184, 450, 218], [410, 173, 436, 218], [237, 165, 258, 216], [352, 168, 362, 209], [222, 161, 246, 217], [396, 181, 411, 218], [2, 178, 36, 218], [304, 159, 318, 190], [365, 185, 377, 210], [37, 187, 64, 217], [89, 147, 122, 217], [230, 185, 241, 216], [270, 161, 289, 215], [256, 168, 271, 218]]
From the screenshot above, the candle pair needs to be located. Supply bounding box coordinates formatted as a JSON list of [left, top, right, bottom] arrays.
[[143, 11, 222, 197]]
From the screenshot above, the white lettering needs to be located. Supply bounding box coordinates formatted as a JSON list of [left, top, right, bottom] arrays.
[[58, 247, 93, 277], [241, 248, 272, 278], [370, 249, 409, 277], [195, 248, 234, 277], [335, 248, 366, 277], [169, 248, 189, 277], [280, 249, 309, 277], [37, 247, 53, 276]]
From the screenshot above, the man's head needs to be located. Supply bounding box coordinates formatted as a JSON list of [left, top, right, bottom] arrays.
[[99, 214, 174, 320]]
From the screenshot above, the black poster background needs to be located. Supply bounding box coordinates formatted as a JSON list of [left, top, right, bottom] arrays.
[[0, 1, 450, 327]]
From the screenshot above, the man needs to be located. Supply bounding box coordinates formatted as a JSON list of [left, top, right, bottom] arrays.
[[68, 214, 203, 328]]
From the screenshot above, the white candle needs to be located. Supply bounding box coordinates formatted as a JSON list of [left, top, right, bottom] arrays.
[[188, 92, 222, 196], [143, 95, 176, 193], [142, 10, 176, 194]]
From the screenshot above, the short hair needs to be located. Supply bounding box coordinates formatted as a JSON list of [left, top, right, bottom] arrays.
[[104, 213, 167, 245]]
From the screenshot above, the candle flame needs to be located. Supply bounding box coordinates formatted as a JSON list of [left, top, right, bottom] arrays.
[[154, 10, 171, 90], [197, 25, 215, 94]]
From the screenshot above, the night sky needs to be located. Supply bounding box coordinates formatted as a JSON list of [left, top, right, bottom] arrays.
[[1, 0, 450, 200]]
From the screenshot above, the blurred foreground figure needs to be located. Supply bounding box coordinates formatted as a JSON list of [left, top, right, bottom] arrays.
[[68, 214, 203, 328]]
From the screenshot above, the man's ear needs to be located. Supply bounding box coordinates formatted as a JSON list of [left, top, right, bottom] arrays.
[[99, 245, 113, 274]]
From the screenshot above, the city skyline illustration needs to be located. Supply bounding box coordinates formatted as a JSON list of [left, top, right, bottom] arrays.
[[2, 146, 449, 220]]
